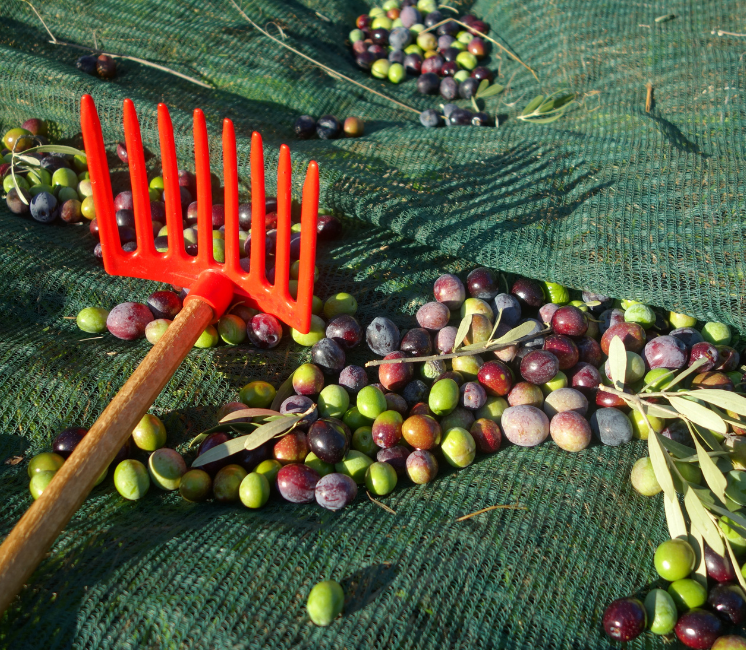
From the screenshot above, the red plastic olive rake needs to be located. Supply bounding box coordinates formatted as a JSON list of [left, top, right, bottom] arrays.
[[0, 94, 319, 613]]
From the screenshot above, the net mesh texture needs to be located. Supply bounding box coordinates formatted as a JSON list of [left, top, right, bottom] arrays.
[[0, 0, 744, 647]]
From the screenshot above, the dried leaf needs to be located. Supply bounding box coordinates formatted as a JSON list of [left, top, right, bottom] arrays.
[[664, 492, 688, 540], [655, 13, 676, 22], [271, 373, 295, 411], [608, 336, 627, 390], [669, 396, 727, 434], [453, 313, 473, 353], [693, 435, 727, 503], [689, 390, 746, 417], [685, 486, 725, 555], [191, 435, 251, 468], [244, 408, 313, 451], [493, 320, 541, 345], [521, 94, 545, 116], [219, 408, 281, 423]]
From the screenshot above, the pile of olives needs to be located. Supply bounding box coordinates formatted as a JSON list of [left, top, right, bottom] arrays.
[[604, 538, 746, 648], [75, 54, 117, 79], [2, 120, 95, 225], [349, 1, 497, 127], [293, 115, 364, 140]]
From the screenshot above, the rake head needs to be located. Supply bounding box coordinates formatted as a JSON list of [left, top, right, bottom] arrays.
[[80, 95, 319, 332]]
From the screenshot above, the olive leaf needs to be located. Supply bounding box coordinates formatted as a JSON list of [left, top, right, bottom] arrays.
[[519, 91, 576, 123], [655, 13, 676, 22], [492, 320, 541, 345], [664, 493, 688, 540], [476, 79, 489, 96], [470, 96, 480, 113], [271, 372, 295, 411], [724, 471, 746, 506], [723, 534, 746, 592], [641, 400, 679, 419], [661, 357, 708, 391], [691, 423, 724, 452], [476, 82, 504, 99], [488, 308, 504, 342], [218, 408, 281, 423], [608, 336, 627, 391], [520, 95, 545, 116], [453, 313, 473, 353], [188, 432, 210, 449], [648, 432, 678, 499], [685, 485, 725, 555], [657, 435, 696, 459], [688, 390, 746, 417], [642, 368, 676, 392], [244, 408, 312, 450], [669, 396, 727, 434], [692, 434, 727, 503], [191, 435, 251, 468], [690, 528, 708, 589]]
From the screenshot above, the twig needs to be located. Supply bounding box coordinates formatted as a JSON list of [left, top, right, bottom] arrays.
[[419, 18, 538, 81], [456, 504, 526, 521], [24, 1, 212, 89], [712, 29, 746, 37], [78, 336, 104, 342], [367, 491, 396, 514], [645, 82, 653, 112], [228, 0, 421, 116], [62, 316, 76, 320], [365, 328, 552, 367]]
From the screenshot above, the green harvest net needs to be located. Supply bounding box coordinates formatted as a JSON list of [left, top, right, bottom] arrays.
[[1, 0, 745, 647]]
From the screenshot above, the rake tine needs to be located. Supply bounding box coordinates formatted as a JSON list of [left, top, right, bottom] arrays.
[[80, 95, 120, 269], [158, 103, 186, 260], [274, 144, 291, 298], [222, 118, 240, 273], [192, 108, 213, 265], [296, 161, 319, 332], [123, 100, 155, 256], [249, 132, 267, 284]]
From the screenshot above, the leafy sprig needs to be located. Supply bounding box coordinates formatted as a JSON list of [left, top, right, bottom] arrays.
[[518, 90, 576, 124], [603, 336, 746, 591]]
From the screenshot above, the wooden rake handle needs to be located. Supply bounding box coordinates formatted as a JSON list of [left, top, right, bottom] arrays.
[[0, 298, 214, 614]]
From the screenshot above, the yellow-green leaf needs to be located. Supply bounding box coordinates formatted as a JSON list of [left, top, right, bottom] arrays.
[[453, 313, 473, 353], [521, 95, 545, 116], [191, 435, 250, 468], [649, 432, 677, 499], [664, 493, 688, 540], [219, 408, 280, 423], [693, 435, 727, 503], [690, 529, 707, 589], [689, 390, 746, 417], [669, 396, 727, 434], [664, 357, 708, 391], [270, 372, 295, 411], [684, 486, 725, 555], [493, 320, 543, 345], [724, 535, 746, 592], [608, 336, 627, 390]]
